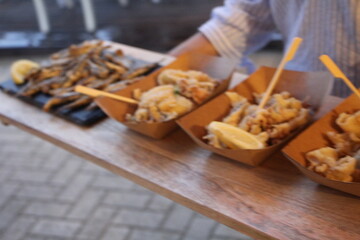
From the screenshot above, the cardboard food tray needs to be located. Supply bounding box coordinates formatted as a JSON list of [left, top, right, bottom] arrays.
[[177, 66, 333, 166], [95, 53, 235, 139], [282, 93, 360, 197]]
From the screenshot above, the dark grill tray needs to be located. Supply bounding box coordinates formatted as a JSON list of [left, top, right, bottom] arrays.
[[0, 57, 158, 126]]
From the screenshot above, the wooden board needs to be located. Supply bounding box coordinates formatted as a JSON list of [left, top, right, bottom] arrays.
[[1, 91, 359, 240]]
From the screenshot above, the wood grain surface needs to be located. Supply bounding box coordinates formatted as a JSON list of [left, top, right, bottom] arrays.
[[0, 92, 359, 240]]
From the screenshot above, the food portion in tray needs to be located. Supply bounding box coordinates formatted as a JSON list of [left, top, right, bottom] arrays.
[[7, 40, 157, 113], [204, 91, 310, 150], [306, 110, 360, 182], [125, 69, 218, 123]]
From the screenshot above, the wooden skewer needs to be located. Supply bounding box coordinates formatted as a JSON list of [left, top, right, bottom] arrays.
[[319, 54, 360, 100], [258, 37, 303, 109], [75, 85, 138, 105]]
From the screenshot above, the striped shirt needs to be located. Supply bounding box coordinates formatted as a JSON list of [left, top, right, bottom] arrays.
[[199, 0, 360, 97]]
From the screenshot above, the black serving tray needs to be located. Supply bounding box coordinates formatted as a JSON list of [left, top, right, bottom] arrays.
[[0, 57, 158, 126]]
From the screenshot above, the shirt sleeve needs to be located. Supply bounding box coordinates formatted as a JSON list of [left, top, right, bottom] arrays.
[[199, 0, 277, 68]]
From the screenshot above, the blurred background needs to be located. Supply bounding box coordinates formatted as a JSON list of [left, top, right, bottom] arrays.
[[0, 0, 224, 53], [0, 0, 282, 54]]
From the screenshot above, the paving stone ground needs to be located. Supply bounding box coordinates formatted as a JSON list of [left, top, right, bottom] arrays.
[[0, 55, 266, 240], [0, 123, 253, 240]]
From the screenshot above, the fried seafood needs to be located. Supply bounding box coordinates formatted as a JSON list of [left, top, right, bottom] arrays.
[[16, 40, 156, 112], [157, 69, 218, 104], [305, 110, 360, 182], [204, 91, 310, 149], [306, 147, 356, 182], [125, 69, 219, 123], [126, 85, 194, 123], [336, 111, 360, 140]]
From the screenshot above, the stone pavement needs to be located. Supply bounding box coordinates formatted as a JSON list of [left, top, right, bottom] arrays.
[[0, 123, 252, 240], [0, 56, 258, 240]]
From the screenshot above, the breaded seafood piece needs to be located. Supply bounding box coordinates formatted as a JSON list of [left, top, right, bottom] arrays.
[[225, 92, 248, 106], [307, 147, 338, 173], [157, 69, 218, 104], [326, 132, 359, 156], [306, 147, 356, 182], [126, 85, 193, 123], [326, 156, 356, 182], [157, 69, 214, 85], [268, 108, 310, 139], [223, 102, 249, 126], [336, 110, 360, 137]]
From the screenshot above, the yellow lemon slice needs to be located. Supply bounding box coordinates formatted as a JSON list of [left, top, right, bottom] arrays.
[[208, 121, 264, 150], [11, 60, 40, 85]]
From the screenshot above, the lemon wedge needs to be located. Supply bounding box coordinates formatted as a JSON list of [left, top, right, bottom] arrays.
[[11, 60, 40, 85], [208, 121, 264, 150]]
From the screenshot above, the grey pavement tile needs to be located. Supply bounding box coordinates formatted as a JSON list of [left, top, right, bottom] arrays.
[[184, 217, 217, 240], [1, 145, 33, 159], [11, 169, 52, 183], [91, 175, 134, 190], [0, 216, 36, 240], [0, 182, 19, 208], [163, 204, 194, 232], [30, 219, 81, 238], [50, 158, 82, 186], [67, 189, 104, 220], [22, 237, 46, 240], [16, 185, 61, 200], [213, 225, 253, 240], [24, 202, 70, 217], [114, 209, 165, 228], [0, 199, 28, 231], [57, 173, 93, 202], [80, 162, 111, 175], [28, 146, 58, 167], [101, 226, 130, 240], [39, 148, 69, 171], [147, 194, 174, 211], [129, 229, 181, 240], [3, 156, 44, 169], [0, 168, 12, 183], [103, 191, 151, 208], [76, 207, 115, 240]]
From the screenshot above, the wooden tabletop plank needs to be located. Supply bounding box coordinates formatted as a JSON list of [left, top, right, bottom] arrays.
[[0, 91, 359, 240]]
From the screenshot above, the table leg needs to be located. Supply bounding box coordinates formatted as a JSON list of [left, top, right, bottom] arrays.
[[32, 0, 50, 33], [1, 119, 9, 126], [80, 0, 97, 33]]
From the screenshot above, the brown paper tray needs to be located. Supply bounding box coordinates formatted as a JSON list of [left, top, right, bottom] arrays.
[[177, 66, 333, 166], [282, 93, 360, 197], [95, 53, 235, 139]]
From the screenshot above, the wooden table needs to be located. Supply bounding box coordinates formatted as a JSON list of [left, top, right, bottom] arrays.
[[1, 44, 359, 240], [1, 91, 359, 240]]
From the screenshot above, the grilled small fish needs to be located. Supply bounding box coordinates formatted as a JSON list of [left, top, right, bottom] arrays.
[[16, 40, 157, 116], [43, 92, 81, 111], [123, 63, 158, 80], [58, 96, 92, 111]]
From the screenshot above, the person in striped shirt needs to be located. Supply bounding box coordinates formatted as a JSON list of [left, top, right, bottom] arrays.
[[169, 0, 360, 97]]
